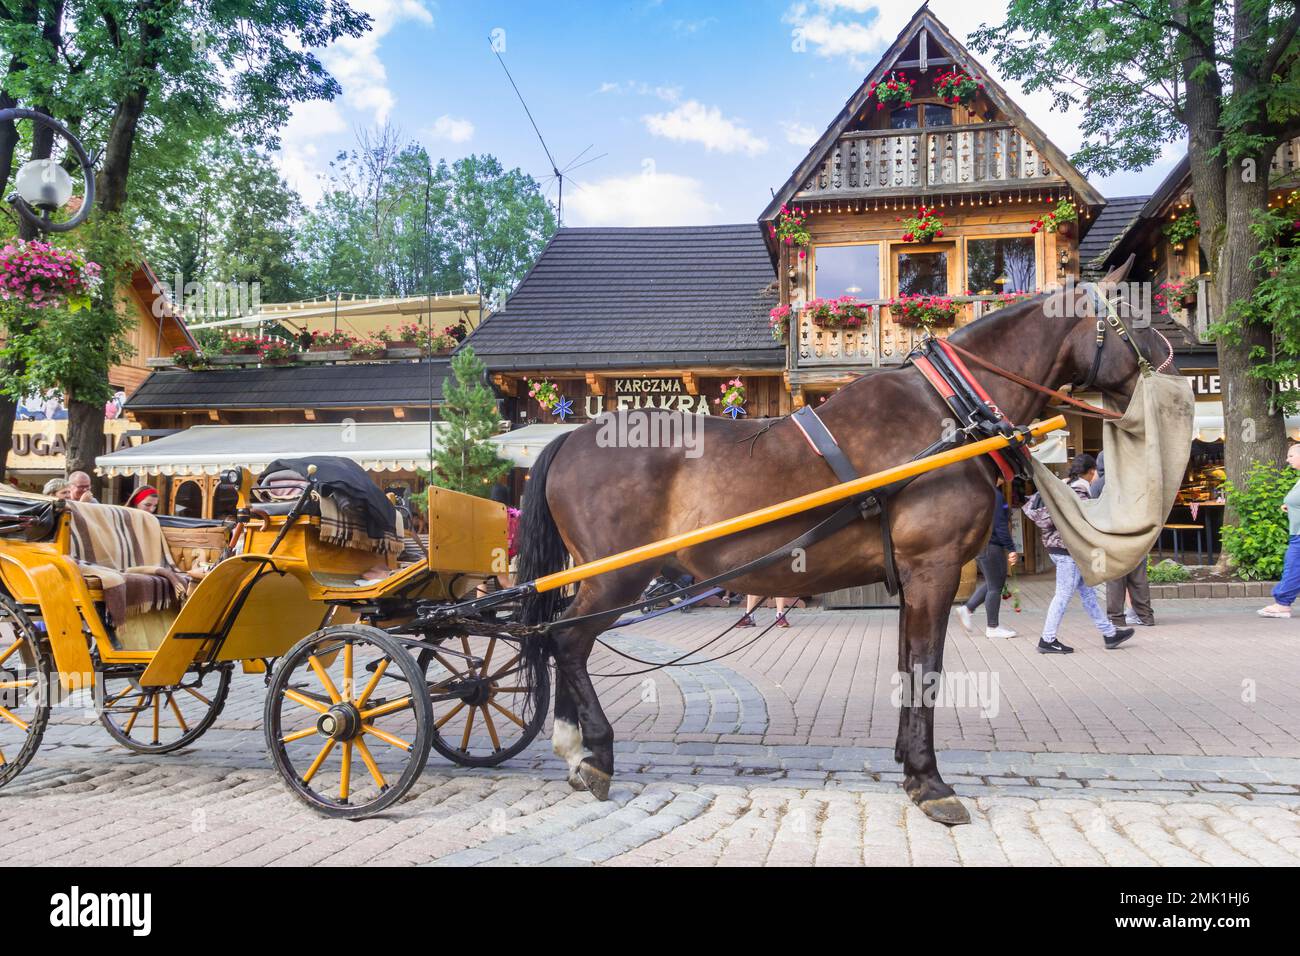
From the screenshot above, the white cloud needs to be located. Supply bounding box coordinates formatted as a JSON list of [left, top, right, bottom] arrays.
[[781, 121, 819, 148], [320, 0, 435, 124], [783, 1, 904, 66], [643, 100, 768, 156], [595, 81, 681, 102], [565, 170, 724, 227], [428, 114, 475, 143]]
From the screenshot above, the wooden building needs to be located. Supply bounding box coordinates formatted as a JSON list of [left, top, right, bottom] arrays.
[[765, 6, 1103, 406], [467, 224, 787, 423]]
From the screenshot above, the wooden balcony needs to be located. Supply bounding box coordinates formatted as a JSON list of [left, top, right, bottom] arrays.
[[791, 295, 1023, 370], [794, 123, 1061, 200]]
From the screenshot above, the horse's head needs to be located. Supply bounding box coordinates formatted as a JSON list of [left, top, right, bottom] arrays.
[[1044, 255, 1164, 409]]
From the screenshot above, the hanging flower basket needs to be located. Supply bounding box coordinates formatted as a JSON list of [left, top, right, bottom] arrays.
[[870, 71, 915, 110], [769, 304, 793, 342], [934, 70, 983, 106], [528, 378, 561, 412], [0, 239, 102, 311], [889, 294, 960, 329], [715, 378, 746, 418], [1163, 213, 1200, 248], [899, 205, 944, 243], [1033, 198, 1079, 235], [770, 205, 810, 252], [1155, 277, 1196, 316], [805, 296, 869, 330]]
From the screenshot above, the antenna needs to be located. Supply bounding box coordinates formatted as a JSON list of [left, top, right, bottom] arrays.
[[490, 39, 604, 225]]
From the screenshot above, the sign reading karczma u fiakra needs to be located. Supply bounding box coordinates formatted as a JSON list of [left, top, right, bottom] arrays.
[[584, 378, 712, 417]]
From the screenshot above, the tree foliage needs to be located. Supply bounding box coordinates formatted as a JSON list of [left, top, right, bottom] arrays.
[[971, 0, 1300, 507], [426, 346, 511, 497], [1220, 461, 1295, 580]]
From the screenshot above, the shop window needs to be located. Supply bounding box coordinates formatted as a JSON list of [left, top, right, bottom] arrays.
[[897, 250, 949, 296], [212, 482, 238, 520], [173, 480, 204, 519], [814, 244, 881, 300], [966, 237, 1036, 295]]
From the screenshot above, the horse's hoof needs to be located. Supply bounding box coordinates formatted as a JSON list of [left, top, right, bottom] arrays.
[[567, 770, 588, 792], [577, 760, 612, 801], [918, 795, 970, 827]]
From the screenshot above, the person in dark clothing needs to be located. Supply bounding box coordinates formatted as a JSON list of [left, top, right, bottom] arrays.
[[1090, 451, 1155, 627], [957, 487, 1019, 638]]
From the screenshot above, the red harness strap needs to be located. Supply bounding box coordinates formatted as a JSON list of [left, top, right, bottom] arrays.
[[917, 340, 1017, 484]]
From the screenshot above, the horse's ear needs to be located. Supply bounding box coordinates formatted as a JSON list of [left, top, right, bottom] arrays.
[[1100, 254, 1135, 287]]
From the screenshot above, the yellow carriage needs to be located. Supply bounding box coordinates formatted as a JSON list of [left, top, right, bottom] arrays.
[[0, 457, 549, 818]]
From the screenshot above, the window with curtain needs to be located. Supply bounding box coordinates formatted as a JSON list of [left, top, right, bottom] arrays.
[[966, 237, 1037, 295], [814, 244, 881, 300], [889, 106, 918, 129], [923, 104, 953, 127]]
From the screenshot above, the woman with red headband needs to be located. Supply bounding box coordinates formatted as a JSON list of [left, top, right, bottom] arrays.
[[126, 485, 160, 514]]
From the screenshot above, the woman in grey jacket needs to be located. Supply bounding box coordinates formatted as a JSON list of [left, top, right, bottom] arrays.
[[1023, 454, 1135, 654]]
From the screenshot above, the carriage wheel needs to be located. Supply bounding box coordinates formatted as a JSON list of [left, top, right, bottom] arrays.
[[0, 593, 50, 787], [97, 665, 231, 754], [426, 631, 549, 768], [265, 625, 432, 819]]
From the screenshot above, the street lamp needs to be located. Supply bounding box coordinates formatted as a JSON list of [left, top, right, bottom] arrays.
[[0, 107, 94, 234]]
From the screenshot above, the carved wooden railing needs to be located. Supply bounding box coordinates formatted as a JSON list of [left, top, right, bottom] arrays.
[[792, 295, 1027, 368], [795, 123, 1059, 199]]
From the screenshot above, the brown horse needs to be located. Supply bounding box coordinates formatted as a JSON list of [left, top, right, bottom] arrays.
[[517, 258, 1157, 825]]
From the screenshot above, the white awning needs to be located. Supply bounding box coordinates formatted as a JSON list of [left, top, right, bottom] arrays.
[[96, 422, 449, 477], [1193, 401, 1300, 443], [490, 423, 583, 468]]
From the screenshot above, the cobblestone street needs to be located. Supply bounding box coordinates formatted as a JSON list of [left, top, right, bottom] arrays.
[[7, 583, 1300, 866]]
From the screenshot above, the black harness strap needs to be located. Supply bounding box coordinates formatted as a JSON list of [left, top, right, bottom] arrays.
[[794, 404, 901, 594]]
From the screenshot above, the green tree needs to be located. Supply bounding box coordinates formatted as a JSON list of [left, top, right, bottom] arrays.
[[971, 0, 1300, 505], [1220, 462, 1294, 579], [436, 153, 557, 301], [427, 346, 511, 497], [0, 0, 370, 482]]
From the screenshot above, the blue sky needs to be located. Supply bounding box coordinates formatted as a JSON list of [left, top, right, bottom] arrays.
[[276, 0, 1182, 226]]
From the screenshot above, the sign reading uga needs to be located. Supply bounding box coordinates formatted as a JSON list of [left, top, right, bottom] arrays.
[[583, 378, 712, 417], [6, 419, 136, 471]]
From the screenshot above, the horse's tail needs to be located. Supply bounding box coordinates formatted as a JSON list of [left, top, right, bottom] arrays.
[[517, 432, 573, 627]]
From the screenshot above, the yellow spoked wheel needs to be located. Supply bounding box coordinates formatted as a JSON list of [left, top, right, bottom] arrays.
[[265, 625, 432, 819], [97, 666, 231, 754], [425, 632, 548, 768], [0, 593, 50, 788]]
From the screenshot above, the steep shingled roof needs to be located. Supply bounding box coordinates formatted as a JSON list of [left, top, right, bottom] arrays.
[[463, 224, 782, 372], [126, 360, 451, 411], [1079, 195, 1150, 272]]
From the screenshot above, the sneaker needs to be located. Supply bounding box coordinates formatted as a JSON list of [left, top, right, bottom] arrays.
[[1124, 610, 1143, 626], [1104, 627, 1135, 649], [774, 612, 791, 629], [735, 614, 756, 628], [956, 606, 974, 632], [1257, 604, 1292, 619], [1037, 639, 1074, 654], [986, 625, 1017, 638]]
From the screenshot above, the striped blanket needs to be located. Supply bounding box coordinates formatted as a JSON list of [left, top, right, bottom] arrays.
[[67, 502, 188, 625]]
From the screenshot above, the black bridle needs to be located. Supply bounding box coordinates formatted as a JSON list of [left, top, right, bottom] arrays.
[[1075, 282, 1164, 391]]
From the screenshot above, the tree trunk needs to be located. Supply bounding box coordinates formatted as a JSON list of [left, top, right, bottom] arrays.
[[64, 399, 104, 496], [1218, 158, 1288, 488]]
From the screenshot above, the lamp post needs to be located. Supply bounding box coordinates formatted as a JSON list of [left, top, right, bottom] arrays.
[[0, 107, 95, 235]]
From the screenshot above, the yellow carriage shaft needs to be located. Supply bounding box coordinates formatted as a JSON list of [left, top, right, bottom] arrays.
[[532, 416, 1066, 595]]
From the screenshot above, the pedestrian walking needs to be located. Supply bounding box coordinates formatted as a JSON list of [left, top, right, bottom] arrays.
[[1257, 443, 1300, 618], [1023, 453, 1135, 653], [956, 487, 1019, 638], [736, 595, 793, 628], [1090, 451, 1155, 627]]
